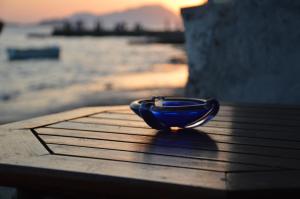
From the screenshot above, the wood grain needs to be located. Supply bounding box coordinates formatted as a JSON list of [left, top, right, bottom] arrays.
[[72, 116, 300, 132], [91, 112, 300, 126], [0, 128, 49, 160], [0, 154, 226, 198], [2, 106, 128, 129], [48, 144, 271, 172], [48, 121, 300, 141], [36, 128, 300, 158], [39, 135, 300, 169], [108, 105, 300, 118]]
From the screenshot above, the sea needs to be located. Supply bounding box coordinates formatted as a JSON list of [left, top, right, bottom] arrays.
[[0, 25, 187, 123]]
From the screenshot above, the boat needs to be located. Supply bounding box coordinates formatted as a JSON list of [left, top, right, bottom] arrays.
[[7, 46, 60, 61]]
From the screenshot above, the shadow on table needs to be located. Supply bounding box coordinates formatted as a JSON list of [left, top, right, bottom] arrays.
[[144, 128, 219, 159]]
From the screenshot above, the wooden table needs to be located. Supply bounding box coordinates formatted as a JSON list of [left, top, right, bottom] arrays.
[[1, 104, 300, 198]]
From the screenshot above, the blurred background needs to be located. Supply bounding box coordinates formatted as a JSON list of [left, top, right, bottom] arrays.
[[1, 0, 300, 125], [0, 0, 207, 124]]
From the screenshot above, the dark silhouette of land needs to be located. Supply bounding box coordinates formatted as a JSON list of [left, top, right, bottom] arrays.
[[39, 5, 185, 44], [52, 20, 184, 44]]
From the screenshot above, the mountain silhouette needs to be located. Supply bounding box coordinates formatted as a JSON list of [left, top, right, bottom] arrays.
[[40, 5, 182, 30]]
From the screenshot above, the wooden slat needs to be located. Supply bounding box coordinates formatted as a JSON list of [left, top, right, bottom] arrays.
[[91, 112, 142, 121], [214, 115, 300, 127], [91, 112, 300, 127], [217, 111, 300, 121], [48, 121, 300, 141], [197, 126, 300, 141], [39, 135, 300, 169], [2, 106, 128, 129], [49, 121, 155, 135], [109, 110, 300, 126], [0, 128, 49, 159], [221, 105, 300, 114], [0, 154, 226, 199], [107, 110, 300, 121], [36, 128, 300, 158], [73, 117, 147, 128], [48, 144, 269, 172], [206, 120, 300, 132], [72, 117, 300, 133], [194, 122, 297, 134], [108, 105, 300, 117], [109, 110, 300, 122]]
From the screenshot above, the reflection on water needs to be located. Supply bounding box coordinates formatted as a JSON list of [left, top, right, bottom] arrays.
[[0, 26, 187, 123]]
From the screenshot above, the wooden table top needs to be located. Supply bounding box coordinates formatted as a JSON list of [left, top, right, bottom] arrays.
[[1, 104, 300, 198]]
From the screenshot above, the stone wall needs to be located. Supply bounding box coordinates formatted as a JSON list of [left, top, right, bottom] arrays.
[[181, 0, 300, 105]]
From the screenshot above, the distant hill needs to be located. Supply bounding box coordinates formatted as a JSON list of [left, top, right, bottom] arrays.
[[39, 5, 182, 30]]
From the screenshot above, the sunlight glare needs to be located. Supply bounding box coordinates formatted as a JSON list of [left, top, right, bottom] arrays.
[[165, 0, 208, 12]]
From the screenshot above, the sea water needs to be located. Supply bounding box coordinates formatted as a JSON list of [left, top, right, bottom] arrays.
[[0, 26, 186, 123]]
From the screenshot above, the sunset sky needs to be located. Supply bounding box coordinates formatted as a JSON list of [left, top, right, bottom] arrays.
[[0, 0, 207, 23]]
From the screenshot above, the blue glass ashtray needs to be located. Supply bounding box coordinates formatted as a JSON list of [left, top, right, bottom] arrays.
[[130, 97, 219, 130]]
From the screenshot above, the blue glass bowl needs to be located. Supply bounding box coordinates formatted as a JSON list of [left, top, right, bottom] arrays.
[[130, 97, 219, 130]]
